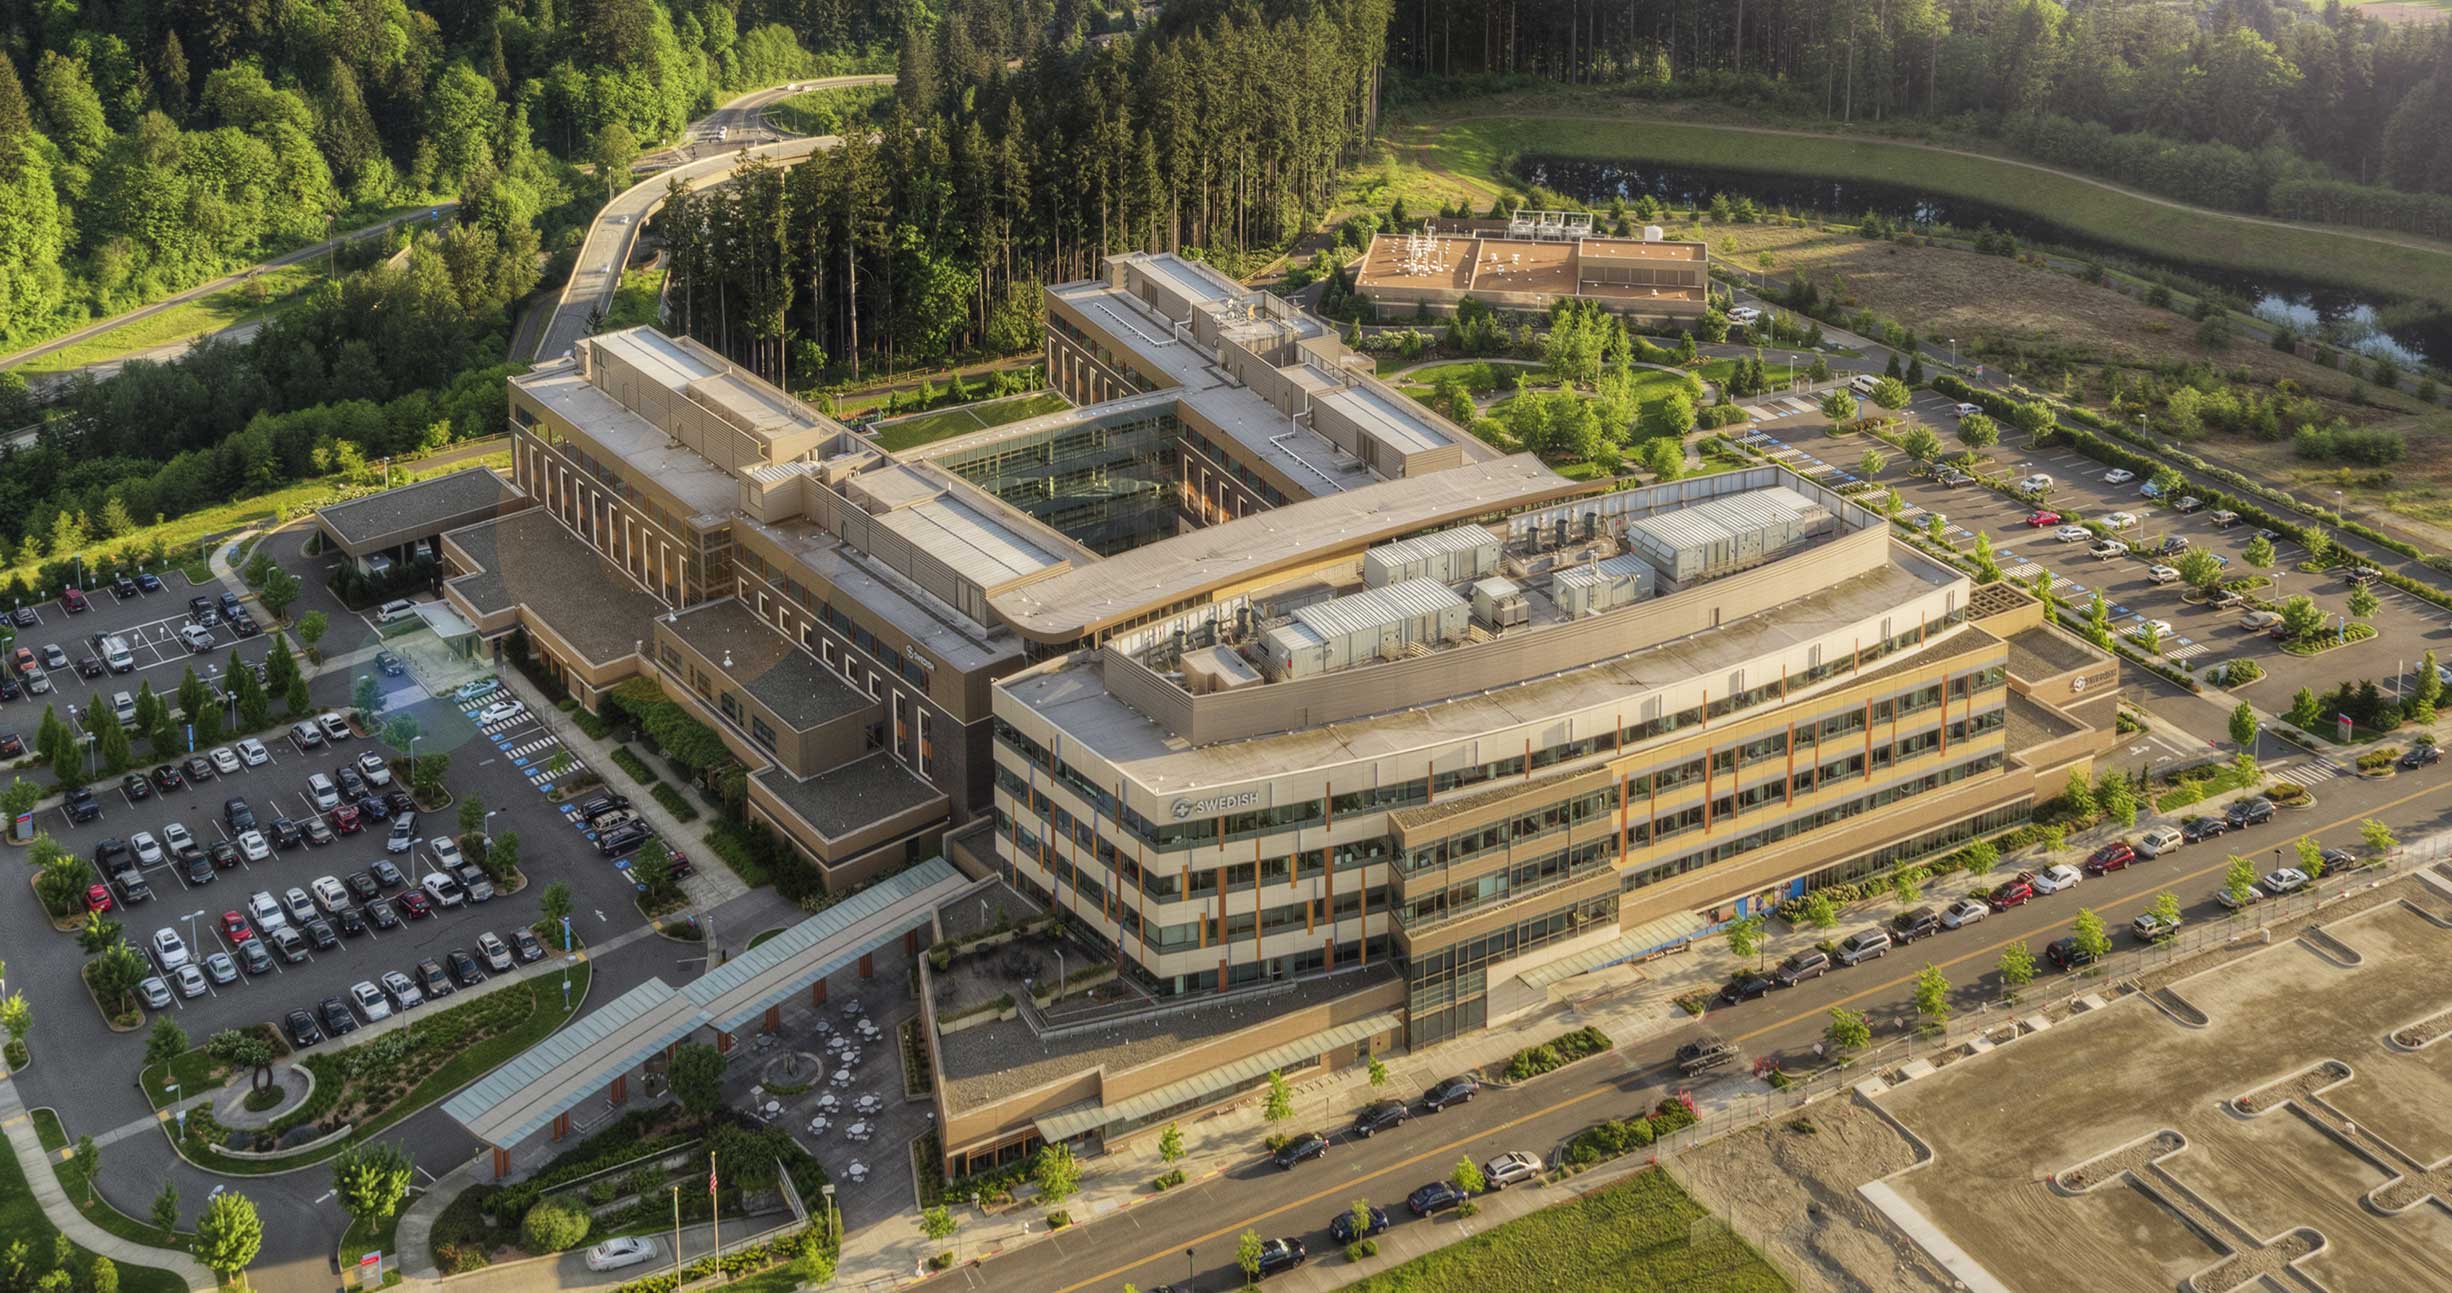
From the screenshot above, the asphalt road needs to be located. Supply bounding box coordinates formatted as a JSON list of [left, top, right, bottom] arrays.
[[961, 745, 2452, 1293], [531, 75, 893, 363]]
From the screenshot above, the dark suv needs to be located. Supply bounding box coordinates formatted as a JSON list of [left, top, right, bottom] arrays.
[[1406, 1181, 1463, 1217], [62, 787, 100, 824], [2226, 797, 2276, 829], [2047, 937, 2099, 973], [318, 996, 358, 1037], [1718, 971, 1774, 1004], [1890, 906, 1941, 942], [1350, 1099, 1411, 1138], [1268, 1133, 1328, 1170], [1772, 948, 1829, 985], [1422, 1074, 1479, 1111], [2181, 816, 2227, 843], [223, 797, 255, 832]]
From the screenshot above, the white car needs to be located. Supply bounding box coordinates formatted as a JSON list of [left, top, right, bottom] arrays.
[[307, 773, 341, 811], [138, 977, 173, 1011], [430, 835, 465, 871], [2090, 540, 2129, 559], [2054, 525, 2091, 543], [247, 889, 288, 932], [2215, 883, 2266, 911], [317, 712, 352, 741], [150, 927, 191, 971], [1940, 897, 1990, 929], [235, 830, 271, 863], [281, 886, 318, 926], [1951, 403, 1982, 418], [356, 753, 393, 788], [2147, 565, 2180, 584], [2262, 867, 2311, 894], [1483, 1150, 1543, 1188], [2017, 474, 2054, 494], [452, 678, 502, 703], [2129, 619, 2173, 641], [2104, 468, 2136, 485], [130, 831, 163, 865], [161, 822, 195, 853], [236, 738, 271, 768], [348, 980, 393, 1023], [208, 746, 241, 775], [1727, 305, 1760, 325], [2102, 511, 2139, 530], [474, 700, 525, 726], [421, 872, 467, 908], [585, 1238, 660, 1273], [311, 876, 350, 914], [380, 970, 424, 1010], [2032, 864, 2084, 894], [477, 932, 514, 972]]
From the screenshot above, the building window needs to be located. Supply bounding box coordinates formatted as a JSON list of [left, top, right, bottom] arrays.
[[749, 715, 776, 753], [918, 710, 934, 779]]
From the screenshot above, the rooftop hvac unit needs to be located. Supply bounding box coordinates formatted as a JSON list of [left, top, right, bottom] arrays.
[[1551, 554, 1654, 618], [1470, 577, 1529, 630], [1361, 525, 1502, 588], [1642, 225, 1666, 242], [1181, 645, 1265, 694]]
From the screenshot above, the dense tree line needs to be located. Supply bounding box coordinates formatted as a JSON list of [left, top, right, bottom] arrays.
[[1386, 1, 2452, 238], [0, 0, 912, 348], [657, 0, 1392, 386]]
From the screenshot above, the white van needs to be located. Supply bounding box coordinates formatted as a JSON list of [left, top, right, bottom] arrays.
[[1847, 373, 1881, 396], [377, 599, 418, 625], [99, 635, 134, 673]]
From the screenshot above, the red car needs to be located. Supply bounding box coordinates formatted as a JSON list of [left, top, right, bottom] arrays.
[[84, 884, 113, 914], [2083, 841, 2137, 875], [9, 646, 32, 676], [1989, 872, 2037, 910], [332, 803, 363, 834], [397, 890, 434, 919], [221, 911, 255, 943], [2024, 510, 2063, 527], [60, 588, 88, 612]]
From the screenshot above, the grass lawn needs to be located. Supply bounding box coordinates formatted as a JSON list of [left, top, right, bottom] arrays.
[[602, 267, 667, 332], [1371, 99, 2452, 306], [30, 1108, 191, 1253], [0, 1110, 188, 1293], [1343, 1168, 1788, 1293], [341, 1196, 412, 1274], [871, 390, 1072, 453], [186, 962, 594, 1175], [141, 1041, 242, 1108], [16, 264, 326, 375]]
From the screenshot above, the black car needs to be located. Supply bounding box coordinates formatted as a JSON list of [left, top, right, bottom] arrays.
[[510, 928, 546, 962], [1329, 1205, 1390, 1244], [2181, 816, 2228, 844], [150, 765, 184, 793], [283, 1008, 324, 1047], [2400, 743, 2443, 769], [2047, 937, 2099, 972], [301, 817, 335, 846], [317, 996, 357, 1037], [0, 675, 17, 699], [1269, 1133, 1328, 1170], [183, 755, 214, 783], [63, 787, 100, 823], [369, 858, 406, 889], [446, 948, 485, 986], [2226, 797, 2276, 828], [187, 596, 213, 622], [367, 898, 400, 930], [235, 939, 272, 975], [1719, 971, 1775, 1004], [1422, 1075, 1479, 1111], [74, 655, 103, 679], [385, 789, 415, 816], [335, 907, 367, 938], [135, 572, 162, 593], [269, 817, 303, 849], [93, 838, 131, 869], [344, 871, 379, 903], [223, 797, 256, 831], [597, 822, 652, 857], [217, 591, 241, 618], [229, 614, 260, 639], [337, 767, 367, 799], [205, 841, 239, 870], [1891, 906, 1941, 943], [1351, 1099, 1411, 1138], [375, 651, 404, 677], [120, 772, 151, 802], [8, 607, 32, 627], [355, 792, 391, 822], [111, 574, 137, 598], [576, 793, 631, 825], [1250, 1238, 1306, 1279], [178, 851, 215, 886], [415, 958, 453, 998], [1406, 1182, 1463, 1217], [303, 919, 339, 951]]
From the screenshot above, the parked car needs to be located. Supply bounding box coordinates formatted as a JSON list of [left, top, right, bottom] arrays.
[[1329, 1205, 1389, 1244], [138, 977, 174, 1011], [368, 898, 401, 929], [477, 931, 514, 972], [1832, 928, 1892, 966], [283, 1008, 324, 1047], [2104, 468, 2136, 485], [149, 927, 190, 971], [290, 720, 325, 750], [1483, 1150, 1543, 1188], [2016, 474, 2054, 494], [62, 786, 99, 823], [1989, 872, 2037, 910], [2090, 540, 2129, 559], [1406, 1182, 1463, 1217], [2046, 937, 2099, 973], [2226, 797, 2276, 829], [1890, 906, 1941, 942], [2083, 841, 2137, 875], [380, 970, 423, 1010], [585, 1239, 660, 1273], [2054, 524, 2091, 543], [2181, 816, 2228, 844], [511, 928, 547, 962], [2399, 743, 2443, 769], [2132, 911, 2182, 942], [1249, 1238, 1306, 1278], [1422, 1074, 1479, 1111], [120, 772, 151, 802], [318, 996, 358, 1036], [2215, 882, 2267, 911], [357, 752, 393, 787], [202, 952, 237, 986], [2033, 863, 2085, 894], [1941, 897, 1989, 929], [349, 981, 393, 1023], [1771, 948, 1829, 985], [2262, 867, 2311, 895], [1719, 971, 1775, 1004], [415, 959, 453, 998], [1351, 1099, 1411, 1138], [2135, 825, 2184, 858], [370, 858, 407, 889], [421, 872, 467, 908], [236, 737, 270, 767], [1269, 1133, 1328, 1170], [2024, 510, 2062, 527], [301, 816, 336, 846], [269, 928, 308, 964], [317, 712, 352, 741]]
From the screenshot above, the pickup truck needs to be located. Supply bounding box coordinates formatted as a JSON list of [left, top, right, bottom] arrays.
[[1674, 1032, 1740, 1077]]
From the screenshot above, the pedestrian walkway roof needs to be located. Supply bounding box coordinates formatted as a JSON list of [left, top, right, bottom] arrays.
[[1032, 1009, 1403, 1144], [442, 858, 968, 1148]]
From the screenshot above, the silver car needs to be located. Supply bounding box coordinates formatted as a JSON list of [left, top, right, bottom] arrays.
[[137, 976, 173, 1010]]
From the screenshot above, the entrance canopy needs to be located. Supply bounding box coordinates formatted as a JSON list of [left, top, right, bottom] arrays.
[[443, 857, 965, 1149]]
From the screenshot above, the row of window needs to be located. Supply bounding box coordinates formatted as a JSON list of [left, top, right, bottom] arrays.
[[1627, 707, 2006, 847], [1622, 749, 2008, 892], [1395, 837, 1615, 933]]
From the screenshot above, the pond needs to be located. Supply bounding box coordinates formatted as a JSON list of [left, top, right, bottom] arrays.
[[1519, 155, 2452, 371]]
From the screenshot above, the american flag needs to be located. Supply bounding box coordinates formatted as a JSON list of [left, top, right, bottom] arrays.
[[708, 1162, 718, 1196]]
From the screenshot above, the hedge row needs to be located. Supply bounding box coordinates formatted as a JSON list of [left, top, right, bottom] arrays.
[[1557, 1097, 1702, 1171], [1502, 1025, 1613, 1081]]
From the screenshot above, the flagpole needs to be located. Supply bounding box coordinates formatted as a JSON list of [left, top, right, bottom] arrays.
[[671, 1185, 682, 1288], [710, 1150, 721, 1282]]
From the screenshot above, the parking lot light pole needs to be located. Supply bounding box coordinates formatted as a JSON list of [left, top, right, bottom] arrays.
[[408, 735, 420, 784], [167, 1082, 183, 1135]]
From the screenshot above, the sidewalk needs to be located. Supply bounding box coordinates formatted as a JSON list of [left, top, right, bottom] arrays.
[[0, 1076, 218, 1291]]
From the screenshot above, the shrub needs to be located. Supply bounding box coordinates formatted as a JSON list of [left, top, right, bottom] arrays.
[[1044, 1210, 1070, 1229], [1345, 1240, 1379, 1261], [1502, 1026, 1611, 1080], [520, 1199, 591, 1253], [1152, 1169, 1186, 1191], [650, 783, 700, 822], [611, 747, 660, 785]]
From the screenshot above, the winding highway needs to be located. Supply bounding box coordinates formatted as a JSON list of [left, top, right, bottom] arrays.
[[529, 74, 893, 362]]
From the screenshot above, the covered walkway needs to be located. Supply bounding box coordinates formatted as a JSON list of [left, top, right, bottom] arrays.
[[442, 858, 966, 1177]]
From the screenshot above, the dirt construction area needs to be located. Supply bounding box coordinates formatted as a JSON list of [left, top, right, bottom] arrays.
[[1870, 890, 2452, 1293]]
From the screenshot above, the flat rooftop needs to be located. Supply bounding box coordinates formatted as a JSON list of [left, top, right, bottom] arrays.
[[741, 516, 1017, 674], [874, 491, 1064, 589], [753, 753, 943, 839], [515, 360, 741, 524], [2005, 624, 2102, 678], [445, 510, 665, 666], [989, 454, 1579, 642], [315, 468, 524, 550], [1000, 546, 1964, 795], [665, 599, 869, 731], [1355, 232, 1707, 304], [591, 328, 835, 445], [1316, 385, 1447, 455]]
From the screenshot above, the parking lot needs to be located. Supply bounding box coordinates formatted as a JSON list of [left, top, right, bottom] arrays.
[[1746, 392, 2450, 710], [0, 573, 279, 757], [16, 664, 663, 1044]]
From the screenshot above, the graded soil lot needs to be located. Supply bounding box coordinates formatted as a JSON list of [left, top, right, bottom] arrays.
[[1878, 895, 2452, 1293]]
